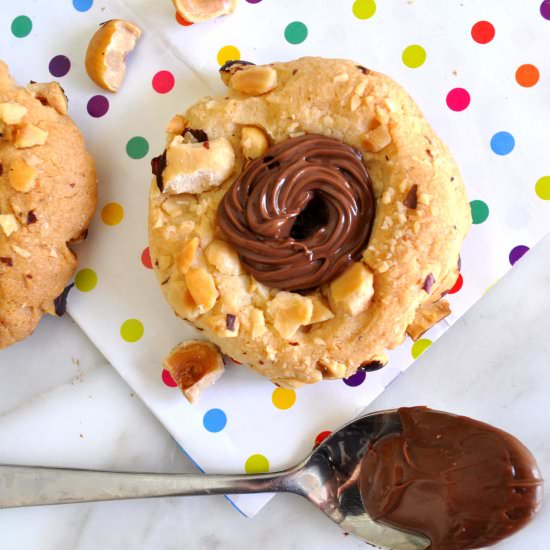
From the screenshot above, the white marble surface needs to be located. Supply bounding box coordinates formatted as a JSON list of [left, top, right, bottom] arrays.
[[0, 233, 549, 550]]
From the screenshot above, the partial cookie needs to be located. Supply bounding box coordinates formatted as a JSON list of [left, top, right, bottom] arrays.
[[149, 57, 471, 387], [0, 61, 97, 349]]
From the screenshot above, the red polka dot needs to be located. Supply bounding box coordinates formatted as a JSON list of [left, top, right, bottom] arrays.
[[176, 12, 193, 26], [314, 430, 332, 446], [448, 273, 463, 294], [471, 20, 495, 44], [162, 369, 178, 387], [152, 70, 175, 94], [446, 88, 470, 111], [141, 246, 153, 269]]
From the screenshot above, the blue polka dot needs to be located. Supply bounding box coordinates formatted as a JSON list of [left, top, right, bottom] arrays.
[[490, 131, 515, 155], [73, 0, 93, 12], [203, 409, 227, 433]]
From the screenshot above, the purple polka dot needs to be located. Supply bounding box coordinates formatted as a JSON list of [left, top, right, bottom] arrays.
[[541, 0, 550, 20], [343, 371, 366, 387], [48, 55, 71, 78], [246, 0, 262, 3], [87, 95, 109, 118], [509, 245, 530, 266]]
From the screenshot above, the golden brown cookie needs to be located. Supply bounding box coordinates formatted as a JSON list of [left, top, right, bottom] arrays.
[[0, 61, 97, 349], [149, 57, 470, 387]]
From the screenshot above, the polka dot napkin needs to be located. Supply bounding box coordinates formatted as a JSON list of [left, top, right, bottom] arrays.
[[3, 0, 549, 517]]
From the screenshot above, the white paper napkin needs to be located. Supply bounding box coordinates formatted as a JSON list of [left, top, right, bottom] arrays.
[[2, 0, 548, 517]]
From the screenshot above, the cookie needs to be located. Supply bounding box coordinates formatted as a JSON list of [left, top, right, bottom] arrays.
[[0, 61, 97, 349], [149, 57, 471, 387]]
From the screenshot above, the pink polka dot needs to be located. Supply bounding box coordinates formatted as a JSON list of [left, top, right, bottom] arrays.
[[141, 246, 153, 269], [162, 369, 177, 387], [152, 70, 175, 94], [446, 88, 470, 111]]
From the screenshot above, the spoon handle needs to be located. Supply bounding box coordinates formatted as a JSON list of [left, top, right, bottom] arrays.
[[0, 465, 295, 508]]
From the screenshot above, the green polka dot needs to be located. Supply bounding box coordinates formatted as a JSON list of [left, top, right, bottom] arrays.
[[11, 16, 32, 38], [352, 0, 377, 20], [74, 268, 98, 292], [535, 176, 550, 200], [402, 45, 426, 68], [284, 21, 308, 45], [120, 319, 144, 343], [411, 338, 432, 359], [126, 136, 149, 159], [245, 454, 270, 474], [470, 200, 490, 224]]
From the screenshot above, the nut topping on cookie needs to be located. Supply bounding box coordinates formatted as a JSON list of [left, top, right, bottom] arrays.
[[26, 82, 68, 115], [162, 340, 224, 404], [240, 126, 269, 159], [185, 267, 218, 313], [329, 262, 374, 315], [14, 124, 48, 148], [161, 136, 235, 195], [267, 291, 313, 339], [0, 102, 27, 125], [85, 19, 142, 92], [8, 158, 37, 192], [0, 214, 19, 237], [228, 66, 278, 96]]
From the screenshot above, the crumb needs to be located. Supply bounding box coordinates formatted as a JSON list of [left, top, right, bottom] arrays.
[[79, 434, 84, 438], [452, 70, 458, 76], [130, 392, 135, 397], [71, 357, 81, 366]]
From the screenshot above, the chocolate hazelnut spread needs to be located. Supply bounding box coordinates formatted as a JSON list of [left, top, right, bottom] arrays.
[[217, 134, 375, 291], [359, 407, 543, 550]]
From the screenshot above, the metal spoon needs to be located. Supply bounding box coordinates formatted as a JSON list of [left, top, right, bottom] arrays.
[[0, 409, 430, 550]]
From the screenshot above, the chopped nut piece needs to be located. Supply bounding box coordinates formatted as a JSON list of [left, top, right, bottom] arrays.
[[184, 267, 218, 312], [350, 94, 361, 112], [0, 214, 19, 237], [362, 125, 391, 153], [229, 66, 278, 96], [162, 136, 235, 195], [267, 291, 313, 339], [26, 82, 68, 115], [330, 262, 374, 315], [205, 239, 242, 275], [85, 19, 142, 92], [219, 60, 255, 86], [407, 299, 451, 340], [202, 312, 240, 338], [8, 158, 37, 192], [14, 124, 48, 148], [166, 114, 187, 135], [163, 340, 224, 404], [11, 245, 30, 258], [0, 102, 27, 124], [317, 359, 347, 379], [173, 0, 237, 23], [333, 73, 349, 83], [249, 307, 267, 338], [176, 236, 200, 274], [240, 126, 269, 159], [307, 296, 335, 325]]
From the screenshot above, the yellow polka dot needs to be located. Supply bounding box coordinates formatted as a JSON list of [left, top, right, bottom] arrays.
[[402, 44, 426, 68], [74, 268, 97, 292], [411, 338, 432, 359], [101, 202, 124, 226], [352, 0, 376, 20], [535, 176, 550, 200], [245, 454, 269, 474], [272, 388, 296, 410], [217, 45, 240, 66], [120, 319, 144, 343]]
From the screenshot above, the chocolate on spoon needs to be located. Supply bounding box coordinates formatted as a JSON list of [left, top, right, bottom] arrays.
[[0, 407, 542, 550]]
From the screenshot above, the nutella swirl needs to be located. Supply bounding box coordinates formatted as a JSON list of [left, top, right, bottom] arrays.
[[217, 134, 375, 291]]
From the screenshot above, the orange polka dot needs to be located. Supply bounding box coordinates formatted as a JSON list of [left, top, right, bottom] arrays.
[[101, 202, 124, 225], [515, 64, 539, 87]]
